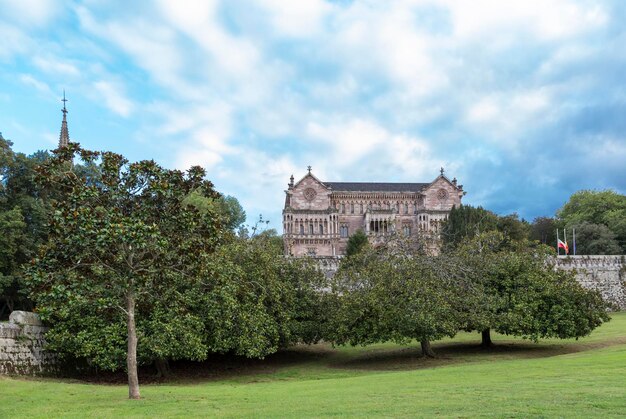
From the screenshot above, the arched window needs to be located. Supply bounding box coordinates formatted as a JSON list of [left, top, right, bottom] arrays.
[[300, 224, 304, 235], [309, 224, 314, 235], [403, 225, 411, 236], [404, 203, 408, 214], [319, 224, 323, 234], [360, 203, 364, 213], [341, 203, 345, 213], [351, 203, 354, 214], [340, 225, 349, 238]]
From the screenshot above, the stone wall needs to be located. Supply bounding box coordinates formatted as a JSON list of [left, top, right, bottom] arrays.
[[555, 255, 626, 310], [0, 311, 56, 375], [313, 256, 342, 279]]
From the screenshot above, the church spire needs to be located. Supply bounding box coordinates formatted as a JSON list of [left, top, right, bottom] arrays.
[[58, 91, 70, 148]]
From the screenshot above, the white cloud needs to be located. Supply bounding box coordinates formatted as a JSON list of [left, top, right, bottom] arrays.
[[464, 88, 553, 145], [93, 81, 134, 117], [255, 0, 334, 38], [0, 23, 31, 59], [443, 0, 607, 40], [76, 7, 195, 99], [32, 56, 80, 76], [307, 119, 388, 167], [19, 74, 52, 95], [157, 0, 261, 81], [0, 0, 57, 27], [306, 117, 433, 179], [170, 101, 235, 170]]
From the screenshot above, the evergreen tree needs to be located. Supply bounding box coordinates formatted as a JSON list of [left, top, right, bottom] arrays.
[[345, 229, 368, 257]]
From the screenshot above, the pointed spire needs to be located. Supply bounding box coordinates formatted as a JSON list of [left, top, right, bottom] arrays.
[[58, 91, 70, 148]]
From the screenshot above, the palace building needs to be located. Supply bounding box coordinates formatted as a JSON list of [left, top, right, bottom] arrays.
[[283, 167, 465, 256]]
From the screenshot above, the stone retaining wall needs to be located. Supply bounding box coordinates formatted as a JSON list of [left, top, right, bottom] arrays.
[[0, 311, 56, 375], [554, 255, 626, 310]]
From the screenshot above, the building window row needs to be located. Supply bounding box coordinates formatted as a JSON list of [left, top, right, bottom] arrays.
[[335, 200, 420, 214]]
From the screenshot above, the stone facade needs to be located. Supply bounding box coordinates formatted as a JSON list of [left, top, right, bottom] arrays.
[[0, 311, 56, 375], [283, 169, 464, 256], [555, 255, 626, 310]]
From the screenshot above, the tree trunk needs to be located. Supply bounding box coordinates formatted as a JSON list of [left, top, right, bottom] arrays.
[[126, 291, 141, 400], [481, 328, 493, 347], [155, 358, 170, 378], [420, 339, 435, 358]]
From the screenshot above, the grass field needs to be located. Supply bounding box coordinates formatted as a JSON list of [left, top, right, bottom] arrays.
[[2, 313, 625, 418]]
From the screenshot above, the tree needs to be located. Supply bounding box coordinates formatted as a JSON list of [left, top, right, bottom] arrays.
[[567, 222, 621, 255], [329, 236, 476, 357], [441, 204, 498, 248], [345, 229, 368, 257], [0, 207, 27, 317], [558, 190, 626, 252], [456, 232, 610, 346], [0, 135, 51, 318], [442, 204, 530, 250], [496, 213, 530, 243], [183, 191, 246, 231], [28, 144, 225, 399], [220, 195, 246, 230], [530, 216, 557, 246]]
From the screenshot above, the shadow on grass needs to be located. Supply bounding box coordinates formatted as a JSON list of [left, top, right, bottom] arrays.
[[58, 336, 626, 385], [332, 337, 626, 371], [71, 346, 336, 385]]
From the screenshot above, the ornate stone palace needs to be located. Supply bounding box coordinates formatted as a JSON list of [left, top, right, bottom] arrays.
[[283, 167, 465, 256]]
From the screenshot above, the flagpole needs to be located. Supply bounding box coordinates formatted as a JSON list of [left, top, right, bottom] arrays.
[[556, 229, 560, 256], [564, 228, 567, 255], [573, 228, 576, 256]]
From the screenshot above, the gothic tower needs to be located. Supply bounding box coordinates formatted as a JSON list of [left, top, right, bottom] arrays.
[[58, 91, 70, 148]]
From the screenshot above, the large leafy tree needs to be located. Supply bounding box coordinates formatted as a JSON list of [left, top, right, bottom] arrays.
[[456, 232, 610, 346], [442, 204, 530, 250], [0, 134, 51, 318], [530, 216, 557, 246], [329, 237, 477, 357], [183, 191, 246, 231], [199, 234, 329, 355], [441, 204, 498, 248], [557, 190, 626, 252], [567, 221, 621, 255], [28, 144, 224, 399]]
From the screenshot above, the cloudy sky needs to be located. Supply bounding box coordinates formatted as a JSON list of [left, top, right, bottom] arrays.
[[1, 0, 625, 228]]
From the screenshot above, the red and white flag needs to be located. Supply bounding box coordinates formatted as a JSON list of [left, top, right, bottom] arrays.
[[558, 239, 569, 254]]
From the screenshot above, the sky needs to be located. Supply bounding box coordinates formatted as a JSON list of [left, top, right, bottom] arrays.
[[1, 0, 625, 229]]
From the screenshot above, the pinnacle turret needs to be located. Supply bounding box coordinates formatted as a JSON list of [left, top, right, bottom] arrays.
[[58, 91, 70, 148]]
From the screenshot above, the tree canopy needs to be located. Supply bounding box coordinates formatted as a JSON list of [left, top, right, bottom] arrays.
[[456, 232, 610, 345], [328, 230, 610, 354], [330, 236, 480, 357], [0, 135, 51, 318], [345, 229, 368, 257], [441, 204, 530, 249], [557, 190, 626, 253], [26, 143, 326, 399], [29, 144, 226, 399]]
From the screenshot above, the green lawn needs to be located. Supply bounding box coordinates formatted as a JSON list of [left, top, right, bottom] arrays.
[[2, 313, 626, 418]]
